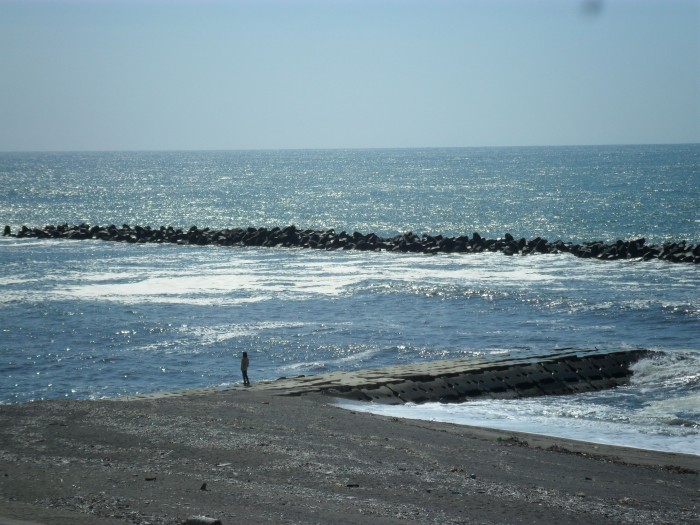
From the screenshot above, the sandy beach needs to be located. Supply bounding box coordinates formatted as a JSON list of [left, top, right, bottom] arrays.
[[0, 382, 698, 525]]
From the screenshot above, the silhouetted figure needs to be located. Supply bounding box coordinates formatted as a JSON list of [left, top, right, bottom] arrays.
[[241, 351, 250, 386]]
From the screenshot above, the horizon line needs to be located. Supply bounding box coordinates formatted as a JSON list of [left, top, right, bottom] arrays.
[[1, 141, 699, 154]]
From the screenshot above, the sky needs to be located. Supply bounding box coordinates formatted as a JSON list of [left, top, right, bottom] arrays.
[[0, 0, 698, 151]]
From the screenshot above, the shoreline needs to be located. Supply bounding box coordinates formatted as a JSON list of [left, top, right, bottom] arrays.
[[335, 399, 700, 459], [120, 379, 699, 459], [114, 349, 700, 458], [1, 386, 698, 524], [57, 349, 699, 460]]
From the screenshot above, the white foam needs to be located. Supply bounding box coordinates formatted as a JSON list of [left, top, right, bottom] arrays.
[[15, 244, 693, 309], [179, 321, 309, 345], [329, 346, 383, 365], [631, 351, 700, 389], [279, 361, 327, 372], [0, 238, 58, 248], [46, 257, 371, 304], [639, 393, 700, 421]]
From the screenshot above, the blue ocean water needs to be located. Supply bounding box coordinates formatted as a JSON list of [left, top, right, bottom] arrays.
[[1, 145, 698, 454]]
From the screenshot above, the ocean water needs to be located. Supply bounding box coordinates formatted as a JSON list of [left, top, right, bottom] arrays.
[[1, 145, 698, 455]]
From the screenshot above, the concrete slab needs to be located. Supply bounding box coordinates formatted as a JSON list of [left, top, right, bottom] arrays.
[[359, 385, 403, 404], [415, 377, 461, 403], [391, 380, 432, 403]]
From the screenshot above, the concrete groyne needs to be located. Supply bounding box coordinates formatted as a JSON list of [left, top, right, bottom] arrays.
[[119, 349, 649, 403], [4, 223, 700, 264], [245, 348, 650, 404]]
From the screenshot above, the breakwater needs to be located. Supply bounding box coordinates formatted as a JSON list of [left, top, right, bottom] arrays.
[[250, 349, 650, 405], [4, 223, 699, 263], [120, 349, 649, 403]]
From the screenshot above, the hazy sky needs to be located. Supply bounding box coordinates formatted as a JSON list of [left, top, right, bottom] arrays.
[[1, 0, 698, 151]]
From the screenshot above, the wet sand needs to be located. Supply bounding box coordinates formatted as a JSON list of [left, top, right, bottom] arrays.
[[0, 386, 698, 525]]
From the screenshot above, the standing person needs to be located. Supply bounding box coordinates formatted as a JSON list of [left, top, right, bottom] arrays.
[[241, 351, 250, 386]]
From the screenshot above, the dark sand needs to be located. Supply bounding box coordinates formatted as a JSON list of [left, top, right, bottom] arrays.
[[0, 387, 698, 525]]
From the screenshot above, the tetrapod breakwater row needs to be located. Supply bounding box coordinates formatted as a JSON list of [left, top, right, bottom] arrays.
[[4, 223, 700, 264]]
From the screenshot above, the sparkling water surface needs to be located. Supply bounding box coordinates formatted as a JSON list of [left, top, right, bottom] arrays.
[[1, 146, 698, 454]]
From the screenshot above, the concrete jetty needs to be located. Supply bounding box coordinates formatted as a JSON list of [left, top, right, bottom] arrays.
[[123, 348, 649, 404], [261, 348, 649, 404]]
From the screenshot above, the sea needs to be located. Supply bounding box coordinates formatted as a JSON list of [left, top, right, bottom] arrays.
[[1, 145, 698, 456]]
